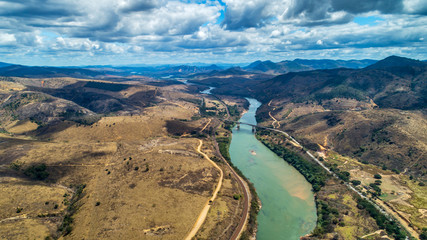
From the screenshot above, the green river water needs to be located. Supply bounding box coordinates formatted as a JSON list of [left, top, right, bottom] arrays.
[[229, 98, 317, 240]]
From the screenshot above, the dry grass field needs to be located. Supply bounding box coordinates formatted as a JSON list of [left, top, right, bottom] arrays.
[[0, 80, 244, 239], [324, 151, 426, 236]]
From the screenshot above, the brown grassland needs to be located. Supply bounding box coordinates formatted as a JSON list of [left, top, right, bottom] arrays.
[[0, 79, 246, 240]]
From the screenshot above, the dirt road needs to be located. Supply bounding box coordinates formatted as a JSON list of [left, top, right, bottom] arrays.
[[200, 118, 212, 132], [268, 111, 280, 128], [184, 139, 224, 240]]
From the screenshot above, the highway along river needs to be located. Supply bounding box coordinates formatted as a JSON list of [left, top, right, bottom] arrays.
[[229, 98, 317, 239]]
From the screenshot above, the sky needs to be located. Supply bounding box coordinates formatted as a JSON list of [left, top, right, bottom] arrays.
[[0, 0, 426, 66]]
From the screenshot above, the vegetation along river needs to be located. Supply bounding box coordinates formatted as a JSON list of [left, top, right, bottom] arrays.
[[229, 98, 317, 239]]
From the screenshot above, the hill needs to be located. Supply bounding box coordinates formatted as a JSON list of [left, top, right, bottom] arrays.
[[0, 65, 101, 78], [293, 59, 377, 69], [0, 76, 247, 240], [365, 56, 426, 69], [253, 56, 427, 236], [244, 59, 377, 74], [89, 64, 222, 77], [252, 56, 427, 180], [0, 62, 12, 68], [253, 57, 427, 110]]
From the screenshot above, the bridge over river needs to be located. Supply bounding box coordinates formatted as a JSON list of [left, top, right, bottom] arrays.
[[223, 119, 398, 224]]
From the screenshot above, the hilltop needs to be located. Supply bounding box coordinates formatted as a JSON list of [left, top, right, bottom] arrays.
[[243, 59, 377, 74]]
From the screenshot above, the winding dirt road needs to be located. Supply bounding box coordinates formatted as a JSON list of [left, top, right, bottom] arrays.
[[268, 100, 280, 128], [268, 111, 280, 128], [185, 139, 224, 240]]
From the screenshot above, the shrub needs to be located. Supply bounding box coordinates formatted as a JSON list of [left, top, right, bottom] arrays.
[[374, 174, 382, 179], [24, 163, 49, 180], [233, 194, 242, 200], [9, 162, 22, 171], [420, 228, 427, 240], [369, 183, 382, 196], [351, 180, 361, 186]]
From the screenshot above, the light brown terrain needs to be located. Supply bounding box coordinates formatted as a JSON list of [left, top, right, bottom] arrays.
[[0, 78, 247, 240], [258, 98, 426, 239]]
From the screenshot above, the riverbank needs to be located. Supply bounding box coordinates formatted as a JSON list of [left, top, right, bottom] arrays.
[[229, 98, 317, 239], [214, 131, 260, 240], [255, 130, 411, 239]]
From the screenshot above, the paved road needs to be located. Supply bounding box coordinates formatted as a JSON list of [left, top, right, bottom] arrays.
[[229, 120, 416, 239]]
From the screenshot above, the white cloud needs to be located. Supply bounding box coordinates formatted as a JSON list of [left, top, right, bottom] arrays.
[[403, 0, 427, 14], [0, 0, 425, 65], [0, 32, 16, 46]]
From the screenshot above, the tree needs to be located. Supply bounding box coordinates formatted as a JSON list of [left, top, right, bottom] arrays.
[[420, 228, 427, 240], [24, 163, 49, 180], [351, 180, 361, 186]]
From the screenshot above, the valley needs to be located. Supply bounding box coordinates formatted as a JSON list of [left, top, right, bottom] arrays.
[[0, 55, 425, 240]]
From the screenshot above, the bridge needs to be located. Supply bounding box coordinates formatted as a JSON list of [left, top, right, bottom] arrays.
[[223, 119, 397, 224], [223, 119, 295, 140]]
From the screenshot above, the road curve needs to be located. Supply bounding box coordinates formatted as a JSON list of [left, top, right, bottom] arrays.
[[185, 139, 224, 240], [268, 111, 280, 129]]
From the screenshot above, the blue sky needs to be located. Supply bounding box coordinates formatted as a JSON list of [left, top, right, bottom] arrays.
[[0, 0, 426, 66]]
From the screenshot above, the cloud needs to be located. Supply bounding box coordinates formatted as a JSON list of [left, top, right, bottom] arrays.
[[403, 0, 427, 15], [222, 0, 278, 30], [223, 0, 426, 29], [330, 0, 404, 14], [119, 0, 165, 13], [0, 0, 425, 65], [116, 2, 221, 36], [178, 24, 249, 49], [0, 32, 16, 46], [0, 0, 79, 18]]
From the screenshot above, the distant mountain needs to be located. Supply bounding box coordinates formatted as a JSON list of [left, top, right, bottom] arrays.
[[90, 64, 223, 77], [244, 60, 310, 74], [0, 62, 13, 68], [162, 64, 222, 76], [245, 60, 278, 72], [208, 66, 249, 76], [293, 59, 377, 69], [187, 66, 272, 92], [0, 65, 101, 78], [365, 55, 427, 69], [244, 59, 377, 74]]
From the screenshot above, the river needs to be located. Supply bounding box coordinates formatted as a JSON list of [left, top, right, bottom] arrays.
[[229, 98, 317, 240]]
